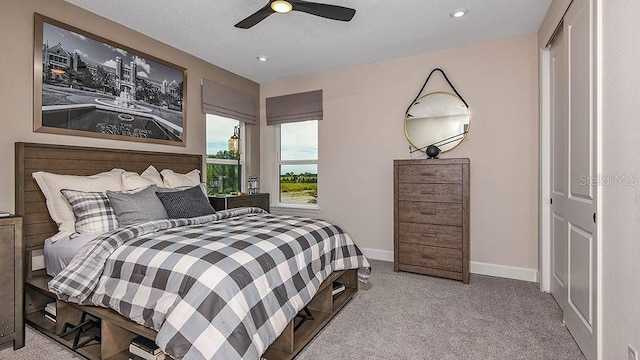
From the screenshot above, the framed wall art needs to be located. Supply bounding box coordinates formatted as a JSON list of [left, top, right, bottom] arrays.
[[33, 14, 187, 146]]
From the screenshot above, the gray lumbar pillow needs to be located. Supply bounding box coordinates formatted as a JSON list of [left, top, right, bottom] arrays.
[[106, 185, 168, 227], [155, 185, 216, 219]]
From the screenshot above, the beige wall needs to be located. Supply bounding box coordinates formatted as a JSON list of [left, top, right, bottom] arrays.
[[260, 34, 540, 274], [0, 0, 259, 213], [601, 1, 640, 358]]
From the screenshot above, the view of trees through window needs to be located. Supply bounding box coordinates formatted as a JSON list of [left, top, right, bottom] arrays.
[[206, 115, 240, 195], [279, 121, 318, 205], [280, 165, 318, 204], [206, 116, 318, 202]]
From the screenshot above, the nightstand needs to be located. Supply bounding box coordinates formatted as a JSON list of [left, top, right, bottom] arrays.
[[0, 216, 24, 349], [208, 193, 270, 213]]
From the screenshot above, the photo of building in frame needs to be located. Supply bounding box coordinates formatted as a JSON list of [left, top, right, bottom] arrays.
[[38, 17, 186, 145]]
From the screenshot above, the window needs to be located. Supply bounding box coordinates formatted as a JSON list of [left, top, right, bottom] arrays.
[[206, 114, 242, 195], [278, 120, 318, 205]]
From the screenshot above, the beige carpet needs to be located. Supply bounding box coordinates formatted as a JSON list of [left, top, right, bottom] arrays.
[[0, 260, 584, 360], [297, 260, 584, 360], [0, 325, 83, 360]]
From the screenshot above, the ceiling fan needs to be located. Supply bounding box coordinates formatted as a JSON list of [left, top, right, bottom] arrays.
[[235, 0, 356, 29]]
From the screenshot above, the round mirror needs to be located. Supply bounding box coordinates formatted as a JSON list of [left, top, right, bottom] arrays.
[[404, 92, 470, 153]]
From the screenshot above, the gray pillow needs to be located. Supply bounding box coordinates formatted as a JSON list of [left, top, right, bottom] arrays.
[[106, 185, 168, 227], [155, 185, 216, 219]]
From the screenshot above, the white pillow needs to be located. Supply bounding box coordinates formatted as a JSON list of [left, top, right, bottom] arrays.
[[32, 169, 124, 235], [161, 169, 201, 188], [122, 165, 164, 190]]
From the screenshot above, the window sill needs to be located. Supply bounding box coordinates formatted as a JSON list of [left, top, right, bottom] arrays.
[[270, 204, 320, 216]]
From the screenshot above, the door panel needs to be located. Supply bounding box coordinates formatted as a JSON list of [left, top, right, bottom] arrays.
[[568, 223, 593, 329], [552, 214, 567, 290], [568, 0, 595, 203]]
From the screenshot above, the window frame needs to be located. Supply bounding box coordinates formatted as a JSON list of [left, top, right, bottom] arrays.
[[205, 115, 244, 194], [275, 120, 319, 210]]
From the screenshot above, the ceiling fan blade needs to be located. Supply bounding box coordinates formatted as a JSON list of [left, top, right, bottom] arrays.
[[290, 0, 356, 22], [235, 3, 274, 29]]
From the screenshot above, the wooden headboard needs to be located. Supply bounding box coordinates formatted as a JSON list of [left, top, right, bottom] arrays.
[[15, 142, 203, 253]]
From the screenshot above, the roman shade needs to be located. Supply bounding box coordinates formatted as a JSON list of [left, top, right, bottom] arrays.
[[266, 89, 323, 125], [201, 79, 257, 124]]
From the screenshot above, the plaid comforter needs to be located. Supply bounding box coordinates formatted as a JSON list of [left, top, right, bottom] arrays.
[[49, 207, 370, 360]]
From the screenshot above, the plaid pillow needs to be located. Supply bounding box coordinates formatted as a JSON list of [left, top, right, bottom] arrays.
[[60, 189, 119, 234]]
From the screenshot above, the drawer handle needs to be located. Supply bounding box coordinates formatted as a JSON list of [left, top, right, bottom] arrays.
[[421, 191, 436, 195], [422, 234, 436, 238], [421, 172, 435, 176], [421, 211, 436, 216], [421, 254, 437, 260]]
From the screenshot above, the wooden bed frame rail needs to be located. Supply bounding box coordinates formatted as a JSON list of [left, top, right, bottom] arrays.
[[16, 142, 359, 360]]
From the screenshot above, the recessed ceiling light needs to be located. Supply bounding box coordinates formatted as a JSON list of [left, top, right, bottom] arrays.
[[450, 8, 468, 18], [257, 55, 269, 62], [271, 1, 293, 13]]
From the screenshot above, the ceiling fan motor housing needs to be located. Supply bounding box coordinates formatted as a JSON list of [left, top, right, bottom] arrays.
[[235, 0, 356, 29]]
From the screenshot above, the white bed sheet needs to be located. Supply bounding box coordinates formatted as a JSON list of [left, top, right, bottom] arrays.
[[44, 233, 99, 277]]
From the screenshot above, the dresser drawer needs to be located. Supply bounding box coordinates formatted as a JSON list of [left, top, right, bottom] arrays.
[[398, 201, 462, 226], [398, 183, 462, 203], [209, 193, 270, 212], [398, 222, 462, 249], [397, 164, 462, 184], [398, 243, 462, 273], [228, 194, 268, 209]]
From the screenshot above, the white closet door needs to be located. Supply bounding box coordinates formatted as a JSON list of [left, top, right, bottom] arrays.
[[549, 0, 598, 358], [550, 22, 568, 313], [562, 0, 597, 358]]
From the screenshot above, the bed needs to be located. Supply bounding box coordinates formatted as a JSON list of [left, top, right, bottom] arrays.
[[16, 142, 369, 360]]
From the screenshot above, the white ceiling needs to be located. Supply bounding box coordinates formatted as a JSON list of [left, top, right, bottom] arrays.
[[65, 0, 551, 84]]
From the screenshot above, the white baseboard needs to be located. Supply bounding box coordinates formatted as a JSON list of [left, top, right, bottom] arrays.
[[359, 247, 394, 262], [360, 248, 538, 283], [470, 261, 538, 283]]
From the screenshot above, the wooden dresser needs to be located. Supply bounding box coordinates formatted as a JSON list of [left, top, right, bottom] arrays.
[[0, 216, 24, 349], [394, 158, 470, 283]]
